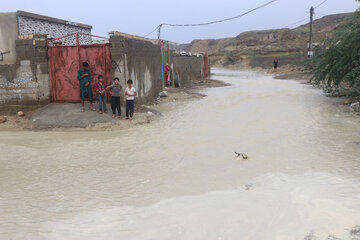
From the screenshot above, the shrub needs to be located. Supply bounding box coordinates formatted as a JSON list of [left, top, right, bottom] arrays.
[[207, 39, 217, 46], [311, 10, 360, 95]]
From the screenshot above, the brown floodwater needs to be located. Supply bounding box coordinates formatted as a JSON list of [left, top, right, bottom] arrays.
[[1, 69, 360, 240]]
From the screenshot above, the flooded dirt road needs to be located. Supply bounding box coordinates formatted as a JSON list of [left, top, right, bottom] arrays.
[[1, 69, 360, 240]]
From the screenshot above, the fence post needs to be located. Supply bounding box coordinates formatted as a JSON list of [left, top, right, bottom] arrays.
[[76, 32, 81, 69], [204, 53, 208, 78]]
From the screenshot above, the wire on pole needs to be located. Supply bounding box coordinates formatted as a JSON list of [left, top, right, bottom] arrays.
[[314, 0, 329, 9], [144, 0, 279, 40], [284, 17, 310, 28], [161, 0, 278, 27], [143, 25, 160, 38]]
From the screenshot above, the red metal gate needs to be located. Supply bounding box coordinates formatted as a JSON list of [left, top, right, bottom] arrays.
[[48, 33, 111, 102]]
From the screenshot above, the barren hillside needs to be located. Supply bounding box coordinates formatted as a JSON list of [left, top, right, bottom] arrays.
[[185, 13, 352, 67]]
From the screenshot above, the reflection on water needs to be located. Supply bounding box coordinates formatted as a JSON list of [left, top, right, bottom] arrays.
[[1, 69, 360, 240]]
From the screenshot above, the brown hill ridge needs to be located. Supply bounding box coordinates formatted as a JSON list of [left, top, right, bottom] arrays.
[[185, 13, 352, 67]]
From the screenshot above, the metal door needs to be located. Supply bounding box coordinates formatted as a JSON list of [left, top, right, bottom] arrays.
[[48, 33, 111, 102]]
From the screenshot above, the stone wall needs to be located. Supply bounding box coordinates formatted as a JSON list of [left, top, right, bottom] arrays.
[[172, 54, 209, 87], [0, 35, 50, 114], [110, 35, 162, 104]]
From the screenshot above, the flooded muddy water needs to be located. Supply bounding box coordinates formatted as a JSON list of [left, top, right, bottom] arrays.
[[1, 69, 360, 240]]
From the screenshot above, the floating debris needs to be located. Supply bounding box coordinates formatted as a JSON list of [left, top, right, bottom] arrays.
[[244, 184, 252, 191], [234, 152, 248, 160]]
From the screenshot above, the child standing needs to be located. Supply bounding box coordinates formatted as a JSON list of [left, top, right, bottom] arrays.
[[96, 75, 107, 114], [107, 77, 122, 118], [125, 79, 137, 120]]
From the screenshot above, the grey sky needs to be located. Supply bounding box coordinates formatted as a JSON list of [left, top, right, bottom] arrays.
[[3, 0, 360, 43]]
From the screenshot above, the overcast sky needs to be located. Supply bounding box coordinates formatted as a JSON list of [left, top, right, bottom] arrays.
[[3, 0, 360, 43]]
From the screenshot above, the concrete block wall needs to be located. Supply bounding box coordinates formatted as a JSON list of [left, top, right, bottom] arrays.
[[172, 54, 209, 87], [110, 36, 162, 104], [0, 35, 50, 114]]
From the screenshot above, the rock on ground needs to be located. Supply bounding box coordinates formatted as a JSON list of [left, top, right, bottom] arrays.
[[350, 102, 360, 112], [351, 225, 360, 240], [158, 91, 168, 97], [0, 116, 7, 123]]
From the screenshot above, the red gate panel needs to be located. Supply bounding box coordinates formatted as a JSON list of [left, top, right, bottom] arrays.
[[48, 43, 111, 102]]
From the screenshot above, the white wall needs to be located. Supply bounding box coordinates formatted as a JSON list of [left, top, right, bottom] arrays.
[[0, 13, 18, 65]]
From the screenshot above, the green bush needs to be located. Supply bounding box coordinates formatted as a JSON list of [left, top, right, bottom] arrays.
[[207, 39, 217, 46], [250, 51, 264, 58], [311, 9, 360, 94], [224, 51, 233, 57]]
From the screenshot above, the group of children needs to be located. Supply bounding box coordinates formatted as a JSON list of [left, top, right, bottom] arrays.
[[78, 62, 137, 120], [95, 76, 137, 120]]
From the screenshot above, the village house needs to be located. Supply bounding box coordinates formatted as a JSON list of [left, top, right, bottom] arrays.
[[0, 11, 209, 114]]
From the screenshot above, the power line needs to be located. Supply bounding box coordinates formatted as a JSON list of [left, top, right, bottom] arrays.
[[143, 25, 160, 38], [144, 0, 329, 40], [285, 0, 331, 29], [143, 0, 279, 39], [161, 0, 279, 27], [284, 17, 309, 28], [314, 0, 329, 9], [314, 12, 328, 16]]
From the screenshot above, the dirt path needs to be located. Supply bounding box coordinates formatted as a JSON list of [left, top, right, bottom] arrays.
[[0, 79, 227, 131]]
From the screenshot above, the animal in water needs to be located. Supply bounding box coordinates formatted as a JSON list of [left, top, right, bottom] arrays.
[[234, 152, 248, 160]]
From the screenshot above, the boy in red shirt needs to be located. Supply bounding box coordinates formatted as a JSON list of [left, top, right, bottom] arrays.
[[96, 75, 107, 114]]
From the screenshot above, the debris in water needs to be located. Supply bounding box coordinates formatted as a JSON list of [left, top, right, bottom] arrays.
[[234, 152, 248, 160], [304, 232, 318, 240], [350, 225, 360, 239], [245, 184, 252, 191]]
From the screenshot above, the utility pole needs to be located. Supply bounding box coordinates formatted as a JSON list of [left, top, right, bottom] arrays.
[[308, 6, 314, 57], [157, 24, 163, 41]]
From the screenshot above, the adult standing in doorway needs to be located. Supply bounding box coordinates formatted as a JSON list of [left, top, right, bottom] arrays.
[[273, 57, 279, 72], [77, 62, 94, 112]]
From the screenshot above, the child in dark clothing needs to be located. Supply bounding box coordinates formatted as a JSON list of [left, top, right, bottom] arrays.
[[274, 57, 279, 71], [107, 77, 122, 118], [96, 75, 107, 114]]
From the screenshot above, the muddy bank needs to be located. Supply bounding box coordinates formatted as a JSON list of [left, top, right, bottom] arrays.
[[304, 225, 360, 240], [257, 64, 312, 81], [212, 63, 312, 82], [0, 79, 227, 131]]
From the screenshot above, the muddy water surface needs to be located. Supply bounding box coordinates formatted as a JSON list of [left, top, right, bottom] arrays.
[[1, 69, 360, 240]]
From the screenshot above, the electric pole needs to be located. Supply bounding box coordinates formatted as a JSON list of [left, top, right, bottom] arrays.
[[158, 24, 163, 41], [308, 6, 314, 57]]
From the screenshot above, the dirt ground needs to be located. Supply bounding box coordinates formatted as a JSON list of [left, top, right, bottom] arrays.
[[0, 79, 227, 131]]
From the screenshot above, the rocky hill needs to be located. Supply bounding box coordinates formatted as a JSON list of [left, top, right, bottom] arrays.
[[185, 13, 352, 68]]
